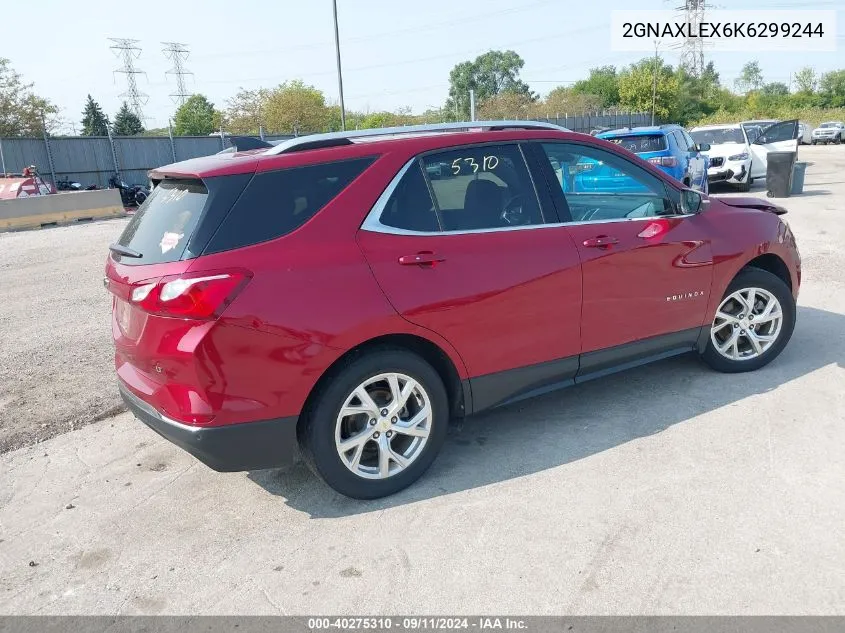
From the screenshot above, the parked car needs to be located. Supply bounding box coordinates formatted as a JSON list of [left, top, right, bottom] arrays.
[[811, 121, 845, 144], [689, 120, 799, 192], [797, 121, 813, 145], [106, 120, 801, 499], [596, 125, 709, 193]]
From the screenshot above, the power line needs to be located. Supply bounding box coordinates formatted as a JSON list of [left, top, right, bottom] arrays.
[[162, 42, 194, 106], [193, 0, 563, 61], [109, 38, 148, 121]]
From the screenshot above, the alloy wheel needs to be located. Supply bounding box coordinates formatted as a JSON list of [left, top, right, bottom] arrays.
[[334, 373, 432, 479], [711, 287, 783, 361]]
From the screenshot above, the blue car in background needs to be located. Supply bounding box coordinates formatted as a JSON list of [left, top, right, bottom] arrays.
[[584, 125, 709, 193]]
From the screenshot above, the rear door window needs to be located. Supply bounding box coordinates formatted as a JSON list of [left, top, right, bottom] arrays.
[[419, 144, 543, 231], [205, 156, 375, 253], [115, 179, 207, 265], [379, 163, 440, 232]]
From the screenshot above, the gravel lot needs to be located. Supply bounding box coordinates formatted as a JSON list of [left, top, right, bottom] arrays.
[[0, 218, 129, 452], [0, 145, 843, 614]]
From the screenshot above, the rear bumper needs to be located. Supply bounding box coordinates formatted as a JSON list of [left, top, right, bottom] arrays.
[[120, 384, 299, 472]]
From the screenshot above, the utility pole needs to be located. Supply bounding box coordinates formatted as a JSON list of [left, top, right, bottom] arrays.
[[469, 89, 476, 122], [162, 42, 193, 106], [331, 0, 346, 131], [109, 38, 148, 122], [651, 40, 660, 126]]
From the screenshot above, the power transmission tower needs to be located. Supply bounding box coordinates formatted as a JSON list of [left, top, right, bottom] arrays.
[[162, 42, 193, 105], [674, 0, 709, 77], [109, 38, 148, 120]]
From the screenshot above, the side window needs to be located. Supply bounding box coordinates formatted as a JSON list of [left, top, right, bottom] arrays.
[[681, 129, 696, 150], [540, 143, 675, 222], [379, 163, 440, 232], [206, 157, 375, 253], [757, 120, 798, 144], [673, 130, 689, 151], [420, 144, 543, 231]]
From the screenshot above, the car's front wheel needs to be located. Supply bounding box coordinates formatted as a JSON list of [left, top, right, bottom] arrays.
[[299, 348, 449, 499], [700, 267, 796, 373]]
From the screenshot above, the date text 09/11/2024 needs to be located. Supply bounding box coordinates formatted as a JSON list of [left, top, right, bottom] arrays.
[[307, 617, 528, 630]]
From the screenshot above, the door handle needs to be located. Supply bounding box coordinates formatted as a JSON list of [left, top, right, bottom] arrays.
[[398, 251, 445, 266], [582, 235, 619, 248]]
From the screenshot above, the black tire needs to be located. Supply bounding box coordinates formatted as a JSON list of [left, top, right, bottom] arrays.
[[298, 348, 449, 499], [735, 174, 751, 192], [700, 267, 796, 373]]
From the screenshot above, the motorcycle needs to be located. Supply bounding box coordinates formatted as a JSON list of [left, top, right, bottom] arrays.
[[108, 174, 149, 206], [55, 177, 83, 191]]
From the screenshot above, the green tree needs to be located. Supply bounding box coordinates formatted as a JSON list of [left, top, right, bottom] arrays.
[[263, 80, 328, 134], [543, 86, 602, 115], [672, 63, 722, 125], [80, 95, 109, 136], [173, 94, 216, 135], [734, 61, 764, 94], [819, 70, 845, 107], [572, 66, 620, 108], [762, 82, 789, 97], [445, 50, 535, 119], [0, 58, 59, 136], [477, 92, 537, 120], [224, 88, 268, 134], [112, 102, 144, 136], [793, 66, 817, 94], [617, 57, 679, 120]]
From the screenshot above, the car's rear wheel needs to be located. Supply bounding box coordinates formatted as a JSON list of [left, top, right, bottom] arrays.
[[700, 267, 795, 373], [299, 348, 449, 499]]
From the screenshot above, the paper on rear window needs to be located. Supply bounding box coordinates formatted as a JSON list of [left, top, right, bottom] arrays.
[[604, 135, 667, 153], [114, 180, 207, 265]]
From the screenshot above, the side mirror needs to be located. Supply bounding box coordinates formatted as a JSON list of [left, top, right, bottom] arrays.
[[697, 143, 711, 152], [681, 189, 703, 214]]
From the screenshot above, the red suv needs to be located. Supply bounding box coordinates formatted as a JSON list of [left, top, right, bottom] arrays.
[[105, 121, 801, 499]]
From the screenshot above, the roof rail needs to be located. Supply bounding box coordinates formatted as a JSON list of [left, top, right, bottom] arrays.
[[263, 120, 570, 155]]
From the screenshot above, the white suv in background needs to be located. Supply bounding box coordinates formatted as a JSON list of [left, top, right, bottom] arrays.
[[690, 120, 799, 192], [811, 121, 845, 145]]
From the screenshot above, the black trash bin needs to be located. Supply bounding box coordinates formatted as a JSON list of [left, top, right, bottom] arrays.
[[766, 151, 796, 198]]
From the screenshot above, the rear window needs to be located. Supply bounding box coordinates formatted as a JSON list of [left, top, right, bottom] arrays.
[[115, 179, 208, 265], [204, 156, 375, 254], [603, 134, 667, 153]]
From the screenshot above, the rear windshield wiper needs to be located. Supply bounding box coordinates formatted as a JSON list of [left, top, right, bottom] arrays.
[[109, 243, 143, 258]]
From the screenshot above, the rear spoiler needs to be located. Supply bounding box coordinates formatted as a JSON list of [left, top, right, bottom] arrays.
[[215, 136, 274, 154]]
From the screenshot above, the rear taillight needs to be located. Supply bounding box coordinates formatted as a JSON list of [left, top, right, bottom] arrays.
[[129, 270, 251, 319], [648, 156, 678, 167]]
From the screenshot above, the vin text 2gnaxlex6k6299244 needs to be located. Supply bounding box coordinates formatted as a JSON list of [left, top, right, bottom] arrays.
[[105, 121, 801, 499]]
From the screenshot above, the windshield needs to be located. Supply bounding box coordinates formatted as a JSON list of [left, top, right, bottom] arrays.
[[820, 122, 841, 128], [601, 134, 667, 153], [690, 128, 745, 145]]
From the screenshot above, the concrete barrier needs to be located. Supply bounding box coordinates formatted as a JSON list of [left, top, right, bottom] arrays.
[[0, 189, 125, 232]]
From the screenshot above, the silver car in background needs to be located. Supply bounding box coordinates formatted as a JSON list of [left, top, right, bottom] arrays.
[[812, 121, 845, 145]]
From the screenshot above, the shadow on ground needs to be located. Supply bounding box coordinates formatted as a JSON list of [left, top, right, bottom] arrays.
[[248, 306, 844, 518]]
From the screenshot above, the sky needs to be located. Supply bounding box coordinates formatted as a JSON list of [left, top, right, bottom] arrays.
[[5, 0, 844, 132]]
